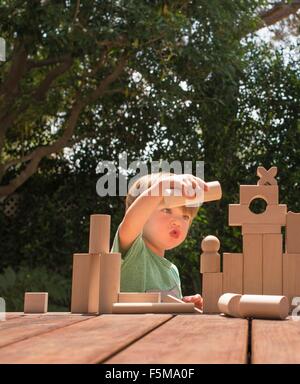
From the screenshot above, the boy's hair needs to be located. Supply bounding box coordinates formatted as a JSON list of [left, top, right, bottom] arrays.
[[125, 172, 199, 219]]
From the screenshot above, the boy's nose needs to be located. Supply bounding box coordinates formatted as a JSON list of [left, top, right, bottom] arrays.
[[169, 219, 181, 228]]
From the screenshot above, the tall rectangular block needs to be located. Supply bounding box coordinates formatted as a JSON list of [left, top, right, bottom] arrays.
[[243, 234, 263, 294], [263, 234, 282, 295], [202, 272, 223, 313], [99, 252, 121, 314], [222, 253, 243, 294], [89, 214, 111, 254], [283, 253, 300, 308], [71, 253, 91, 313], [286, 212, 300, 253], [88, 253, 102, 313]]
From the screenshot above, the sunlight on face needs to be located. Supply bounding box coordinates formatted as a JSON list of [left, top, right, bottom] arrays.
[[143, 206, 192, 252]]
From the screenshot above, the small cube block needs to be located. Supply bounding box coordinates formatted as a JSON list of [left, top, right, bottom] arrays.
[[24, 292, 48, 313]]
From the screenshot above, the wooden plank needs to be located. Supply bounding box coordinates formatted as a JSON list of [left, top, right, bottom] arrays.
[[222, 253, 243, 294], [0, 314, 94, 349], [106, 315, 248, 364], [4, 313, 25, 320], [118, 292, 161, 303], [262, 234, 282, 295], [243, 234, 263, 294], [252, 318, 300, 363], [0, 314, 172, 363], [112, 303, 195, 314]]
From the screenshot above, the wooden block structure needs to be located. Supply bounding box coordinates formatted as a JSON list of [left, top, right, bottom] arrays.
[[221, 166, 300, 312], [24, 292, 48, 313], [71, 214, 198, 314], [200, 236, 223, 313]]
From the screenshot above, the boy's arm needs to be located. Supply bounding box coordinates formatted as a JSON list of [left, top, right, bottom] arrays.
[[119, 174, 208, 251], [119, 181, 163, 251]]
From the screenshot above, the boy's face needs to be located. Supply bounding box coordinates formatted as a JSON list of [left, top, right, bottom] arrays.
[[142, 206, 192, 252]]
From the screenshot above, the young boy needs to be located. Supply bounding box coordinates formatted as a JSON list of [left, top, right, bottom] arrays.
[[111, 172, 208, 310]]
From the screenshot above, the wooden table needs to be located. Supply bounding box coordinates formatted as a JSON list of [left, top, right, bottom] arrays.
[[0, 312, 299, 364]]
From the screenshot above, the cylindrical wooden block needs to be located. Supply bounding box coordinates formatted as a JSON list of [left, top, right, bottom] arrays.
[[89, 214, 111, 254], [239, 295, 289, 320], [162, 181, 222, 208], [203, 181, 222, 203], [99, 252, 121, 314], [200, 252, 220, 273], [218, 293, 242, 318], [112, 302, 195, 314]]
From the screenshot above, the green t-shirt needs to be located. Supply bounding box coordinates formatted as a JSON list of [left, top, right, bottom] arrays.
[[111, 226, 183, 299]]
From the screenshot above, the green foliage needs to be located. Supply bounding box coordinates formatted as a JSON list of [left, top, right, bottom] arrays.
[[1, 1, 299, 301], [0, 265, 70, 311]]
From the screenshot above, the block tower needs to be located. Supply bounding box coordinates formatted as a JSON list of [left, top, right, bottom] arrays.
[[201, 166, 300, 313], [71, 214, 202, 314]]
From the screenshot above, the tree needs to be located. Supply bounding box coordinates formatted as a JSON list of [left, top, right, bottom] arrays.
[[0, 0, 267, 198]]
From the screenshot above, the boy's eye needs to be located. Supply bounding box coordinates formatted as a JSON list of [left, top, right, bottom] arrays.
[[183, 215, 190, 221], [162, 208, 171, 214]]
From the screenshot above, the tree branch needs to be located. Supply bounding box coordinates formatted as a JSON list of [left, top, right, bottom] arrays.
[[0, 99, 85, 197], [87, 54, 128, 104], [0, 41, 28, 98], [259, 0, 300, 27], [27, 54, 72, 69]]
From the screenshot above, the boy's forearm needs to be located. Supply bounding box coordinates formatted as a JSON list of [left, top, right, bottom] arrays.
[[121, 182, 164, 235]]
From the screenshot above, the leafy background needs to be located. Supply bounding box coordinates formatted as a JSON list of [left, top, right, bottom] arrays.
[[0, 1, 299, 310]]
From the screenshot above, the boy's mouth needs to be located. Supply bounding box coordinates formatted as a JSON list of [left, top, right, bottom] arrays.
[[169, 229, 180, 239]]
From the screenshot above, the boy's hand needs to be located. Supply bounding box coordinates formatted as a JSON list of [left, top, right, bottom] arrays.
[[159, 174, 208, 199], [182, 294, 203, 310]]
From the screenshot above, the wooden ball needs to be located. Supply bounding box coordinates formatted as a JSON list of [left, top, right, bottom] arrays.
[[201, 235, 220, 252]]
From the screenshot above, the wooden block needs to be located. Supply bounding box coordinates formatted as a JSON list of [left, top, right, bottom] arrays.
[[160, 181, 222, 209], [71, 253, 91, 313], [88, 253, 101, 313], [243, 234, 263, 294], [286, 211, 300, 253], [239, 294, 288, 320], [283, 253, 300, 308], [99, 252, 121, 314], [161, 294, 203, 314], [222, 253, 243, 294], [161, 294, 185, 303], [118, 292, 161, 303], [229, 204, 287, 226], [24, 293, 48, 313], [112, 302, 195, 314], [202, 272, 223, 313], [240, 185, 278, 205], [262, 234, 282, 295], [89, 214, 111, 254], [200, 252, 220, 273], [218, 293, 242, 317], [242, 224, 281, 234], [257, 166, 277, 186]]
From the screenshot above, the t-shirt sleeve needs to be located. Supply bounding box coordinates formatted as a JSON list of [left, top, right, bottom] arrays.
[[111, 225, 144, 266]]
